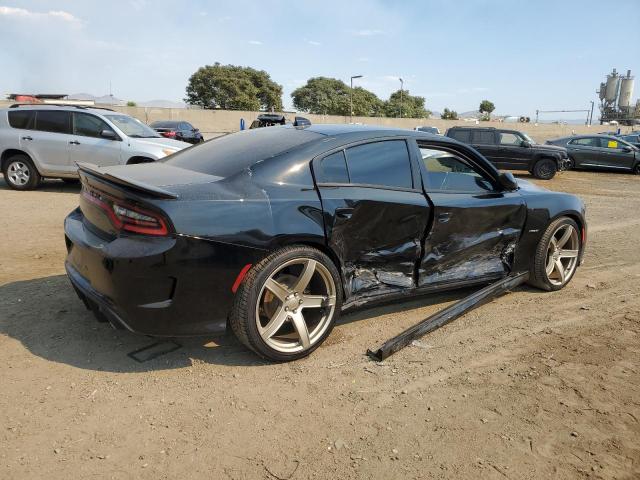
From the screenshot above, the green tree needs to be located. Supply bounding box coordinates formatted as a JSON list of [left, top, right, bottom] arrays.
[[384, 90, 429, 118], [291, 77, 349, 115], [126, 101, 137, 107], [440, 108, 459, 120], [291, 78, 385, 116], [351, 87, 385, 117], [184, 63, 283, 111], [479, 99, 495, 120]]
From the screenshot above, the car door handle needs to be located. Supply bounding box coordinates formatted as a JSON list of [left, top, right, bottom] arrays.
[[21, 136, 33, 141], [335, 208, 354, 220], [69, 140, 81, 145], [437, 212, 451, 223]]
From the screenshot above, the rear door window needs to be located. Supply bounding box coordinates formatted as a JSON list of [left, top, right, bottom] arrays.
[[570, 137, 600, 147], [8, 110, 36, 129], [35, 111, 71, 134], [344, 140, 413, 189], [449, 129, 471, 143], [471, 130, 495, 144]]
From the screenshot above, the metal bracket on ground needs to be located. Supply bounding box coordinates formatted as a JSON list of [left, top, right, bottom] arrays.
[[366, 272, 529, 362]]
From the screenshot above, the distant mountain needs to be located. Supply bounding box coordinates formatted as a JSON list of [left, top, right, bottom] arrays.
[[137, 99, 186, 109]]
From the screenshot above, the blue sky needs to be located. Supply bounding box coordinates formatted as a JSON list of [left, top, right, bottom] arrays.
[[1, 0, 639, 120]]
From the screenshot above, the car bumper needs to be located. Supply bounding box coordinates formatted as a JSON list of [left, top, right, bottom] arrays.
[[64, 207, 267, 336]]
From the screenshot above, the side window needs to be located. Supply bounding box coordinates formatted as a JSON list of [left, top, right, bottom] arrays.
[[8, 110, 36, 129], [73, 113, 113, 138], [449, 129, 471, 143], [345, 140, 413, 189], [571, 137, 599, 147], [182, 122, 193, 131], [35, 111, 71, 134], [498, 132, 521, 145], [420, 147, 494, 193], [317, 150, 349, 183], [472, 130, 495, 144]]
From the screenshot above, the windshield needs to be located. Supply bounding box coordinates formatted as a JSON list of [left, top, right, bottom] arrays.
[[104, 114, 160, 138], [521, 133, 536, 144]]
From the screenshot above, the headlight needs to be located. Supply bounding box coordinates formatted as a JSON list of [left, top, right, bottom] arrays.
[[162, 148, 177, 157]]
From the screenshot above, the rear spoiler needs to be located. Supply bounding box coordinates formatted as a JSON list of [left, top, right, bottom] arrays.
[[76, 162, 179, 200]]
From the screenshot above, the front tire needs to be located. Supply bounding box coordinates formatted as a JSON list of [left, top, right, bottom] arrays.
[[532, 158, 557, 180], [2, 154, 41, 190], [529, 216, 581, 291], [634, 163, 640, 175], [230, 246, 342, 361]]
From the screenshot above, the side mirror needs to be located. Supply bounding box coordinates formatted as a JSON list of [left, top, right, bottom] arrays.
[[100, 129, 117, 140], [521, 140, 531, 148], [622, 146, 632, 153], [498, 172, 518, 191]]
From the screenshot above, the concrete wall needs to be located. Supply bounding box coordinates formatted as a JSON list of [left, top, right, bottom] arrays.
[[1, 100, 635, 142]]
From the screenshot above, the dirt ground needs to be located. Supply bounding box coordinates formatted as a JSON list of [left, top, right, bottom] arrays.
[[1, 170, 639, 480]]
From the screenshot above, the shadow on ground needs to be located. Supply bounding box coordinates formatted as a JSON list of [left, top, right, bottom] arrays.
[[0, 175, 81, 193], [0, 274, 511, 372]]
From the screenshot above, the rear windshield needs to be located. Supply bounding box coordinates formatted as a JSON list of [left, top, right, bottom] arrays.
[[151, 121, 178, 128], [163, 126, 322, 177]]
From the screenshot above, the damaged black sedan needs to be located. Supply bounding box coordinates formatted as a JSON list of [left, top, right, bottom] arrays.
[[64, 124, 587, 361]]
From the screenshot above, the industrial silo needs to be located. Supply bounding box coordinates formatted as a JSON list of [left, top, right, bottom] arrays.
[[618, 70, 634, 109], [605, 69, 620, 103]]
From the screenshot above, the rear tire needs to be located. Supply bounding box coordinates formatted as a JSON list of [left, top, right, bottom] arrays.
[[230, 245, 342, 362], [2, 154, 40, 190], [634, 163, 640, 175], [532, 158, 557, 180], [528, 216, 580, 291]]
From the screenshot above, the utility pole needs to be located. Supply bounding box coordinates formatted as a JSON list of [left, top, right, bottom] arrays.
[[350, 75, 363, 124], [399, 78, 404, 118]]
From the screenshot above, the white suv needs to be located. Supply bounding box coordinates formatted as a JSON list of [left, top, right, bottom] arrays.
[[0, 105, 191, 190]]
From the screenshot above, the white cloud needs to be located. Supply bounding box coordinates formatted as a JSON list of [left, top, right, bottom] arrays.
[[353, 29, 385, 36], [306, 40, 321, 46], [248, 40, 263, 45], [0, 6, 80, 23], [356, 57, 370, 62]]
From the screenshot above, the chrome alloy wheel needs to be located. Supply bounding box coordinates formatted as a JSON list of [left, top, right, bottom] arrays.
[[7, 161, 30, 186], [545, 224, 579, 286], [255, 258, 337, 353]]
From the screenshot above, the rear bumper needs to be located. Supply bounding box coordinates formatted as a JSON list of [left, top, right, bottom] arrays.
[[64, 207, 267, 336]]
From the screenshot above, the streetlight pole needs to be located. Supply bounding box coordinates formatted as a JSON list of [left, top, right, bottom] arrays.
[[350, 75, 363, 124], [399, 78, 404, 118]]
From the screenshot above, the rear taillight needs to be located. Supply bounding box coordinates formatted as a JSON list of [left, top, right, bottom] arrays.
[[81, 189, 170, 236], [162, 131, 176, 138]]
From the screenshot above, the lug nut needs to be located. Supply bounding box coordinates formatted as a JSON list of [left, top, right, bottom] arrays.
[[284, 307, 289, 311], [298, 299, 303, 305]]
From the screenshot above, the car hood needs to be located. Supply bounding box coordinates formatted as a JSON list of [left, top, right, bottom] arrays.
[[533, 143, 567, 153], [129, 137, 191, 149]]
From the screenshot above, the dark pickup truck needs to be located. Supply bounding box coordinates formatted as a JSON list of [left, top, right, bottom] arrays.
[[446, 127, 569, 179]]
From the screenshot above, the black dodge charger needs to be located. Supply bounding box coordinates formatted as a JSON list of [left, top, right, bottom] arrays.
[[64, 124, 587, 361]]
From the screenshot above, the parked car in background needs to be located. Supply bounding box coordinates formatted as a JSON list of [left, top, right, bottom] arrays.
[[150, 120, 204, 144], [0, 105, 190, 190], [618, 133, 640, 148], [64, 124, 586, 361], [249, 114, 311, 129], [546, 135, 640, 174], [445, 126, 569, 179], [414, 126, 441, 135]]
